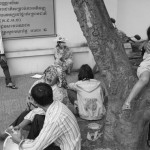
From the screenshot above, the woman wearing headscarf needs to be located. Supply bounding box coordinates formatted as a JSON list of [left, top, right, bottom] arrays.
[[54, 36, 73, 74]]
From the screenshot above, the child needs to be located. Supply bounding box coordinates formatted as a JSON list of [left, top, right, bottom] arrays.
[[68, 64, 108, 120], [122, 26, 150, 110]]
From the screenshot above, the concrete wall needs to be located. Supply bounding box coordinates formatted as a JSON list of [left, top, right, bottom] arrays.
[[0, 0, 118, 77]]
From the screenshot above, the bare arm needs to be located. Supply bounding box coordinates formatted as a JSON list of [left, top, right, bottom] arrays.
[[13, 119, 31, 130]]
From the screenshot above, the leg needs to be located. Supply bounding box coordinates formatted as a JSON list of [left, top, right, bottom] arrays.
[[66, 60, 73, 75], [27, 115, 45, 139], [67, 89, 79, 115], [0, 58, 12, 85], [11, 110, 30, 127], [122, 71, 150, 110], [93, 64, 99, 74], [67, 89, 77, 105], [0, 58, 17, 89], [137, 110, 150, 147], [138, 110, 150, 133], [148, 123, 150, 146], [0, 110, 30, 141], [27, 115, 60, 150]]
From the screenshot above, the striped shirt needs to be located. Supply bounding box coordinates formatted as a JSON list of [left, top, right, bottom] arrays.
[[19, 101, 81, 150], [25, 82, 69, 122]]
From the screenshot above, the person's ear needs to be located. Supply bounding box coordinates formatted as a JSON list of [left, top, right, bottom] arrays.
[[32, 99, 39, 107]]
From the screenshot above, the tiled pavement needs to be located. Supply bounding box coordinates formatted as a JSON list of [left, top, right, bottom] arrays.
[[0, 72, 78, 149]]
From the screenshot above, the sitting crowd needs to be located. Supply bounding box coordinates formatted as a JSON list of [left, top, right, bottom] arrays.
[[0, 36, 108, 150], [3, 27, 150, 149]]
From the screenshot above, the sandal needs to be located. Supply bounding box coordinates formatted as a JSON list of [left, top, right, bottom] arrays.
[[6, 83, 18, 89], [122, 103, 131, 110]]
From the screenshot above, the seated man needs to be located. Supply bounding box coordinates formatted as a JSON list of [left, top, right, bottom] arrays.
[[10, 83, 81, 150]]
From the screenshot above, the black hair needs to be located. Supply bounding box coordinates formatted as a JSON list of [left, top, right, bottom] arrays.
[[56, 41, 61, 47], [56, 41, 67, 49], [147, 26, 150, 40], [78, 64, 94, 81], [31, 83, 53, 106]]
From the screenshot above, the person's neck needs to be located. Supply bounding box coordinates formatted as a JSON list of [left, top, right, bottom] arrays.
[[40, 105, 50, 112]]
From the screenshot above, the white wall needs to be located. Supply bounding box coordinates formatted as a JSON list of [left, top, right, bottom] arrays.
[[0, 0, 118, 77], [55, 0, 87, 47], [104, 0, 118, 20], [117, 0, 150, 40], [0, 0, 87, 77]]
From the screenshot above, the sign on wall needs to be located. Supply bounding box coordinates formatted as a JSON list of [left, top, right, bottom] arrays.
[[0, 0, 55, 39]]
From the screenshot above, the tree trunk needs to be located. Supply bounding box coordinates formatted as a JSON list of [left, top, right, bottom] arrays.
[[71, 0, 150, 150]]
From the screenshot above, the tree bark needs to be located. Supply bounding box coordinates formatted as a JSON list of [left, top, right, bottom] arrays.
[[71, 0, 150, 150]]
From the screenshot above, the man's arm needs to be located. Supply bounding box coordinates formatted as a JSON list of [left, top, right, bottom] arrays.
[[13, 119, 31, 131], [19, 121, 61, 150], [24, 108, 45, 122]]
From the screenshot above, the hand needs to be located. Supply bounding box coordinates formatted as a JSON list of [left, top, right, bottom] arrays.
[[13, 125, 21, 131], [11, 131, 22, 144], [1, 55, 7, 62], [50, 76, 58, 86], [55, 59, 63, 66], [5, 126, 15, 135]]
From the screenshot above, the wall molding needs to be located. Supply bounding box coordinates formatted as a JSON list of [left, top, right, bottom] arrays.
[[5, 46, 89, 58]]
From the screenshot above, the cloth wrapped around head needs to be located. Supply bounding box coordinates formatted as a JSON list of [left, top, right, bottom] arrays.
[[43, 65, 67, 88], [55, 35, 67, 43]]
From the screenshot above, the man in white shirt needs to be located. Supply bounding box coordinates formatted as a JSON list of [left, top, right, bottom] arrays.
[[10, 82, 81, 150], [0, 30, 17, 89]]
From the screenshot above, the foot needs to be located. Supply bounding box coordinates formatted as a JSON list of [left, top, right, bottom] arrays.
[[0, 133, 8, 141], [122, 102, 131, 110], [6, 83, 18, 89]]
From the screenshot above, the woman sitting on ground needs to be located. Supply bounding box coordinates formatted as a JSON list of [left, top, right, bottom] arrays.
[[67, 64, 108, 120], [54, 36, 73, 74]]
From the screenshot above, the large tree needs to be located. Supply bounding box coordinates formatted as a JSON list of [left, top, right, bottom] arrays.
[[71, 0, 150, 150]]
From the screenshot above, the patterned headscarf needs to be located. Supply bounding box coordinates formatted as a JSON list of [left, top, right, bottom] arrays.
[[43, 65, 67, 88]]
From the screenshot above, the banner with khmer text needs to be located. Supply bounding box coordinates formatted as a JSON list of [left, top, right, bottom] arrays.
[[0, 0, 55, 39]]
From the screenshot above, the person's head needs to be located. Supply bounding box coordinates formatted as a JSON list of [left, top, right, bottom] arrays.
[[78, 64, 94, 81], [147, 26, 150, 40], [43, 65, 67, 88], [43, 65, 59, 86], [31, 83, 53, 107], [56, 36, 67, 48]]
